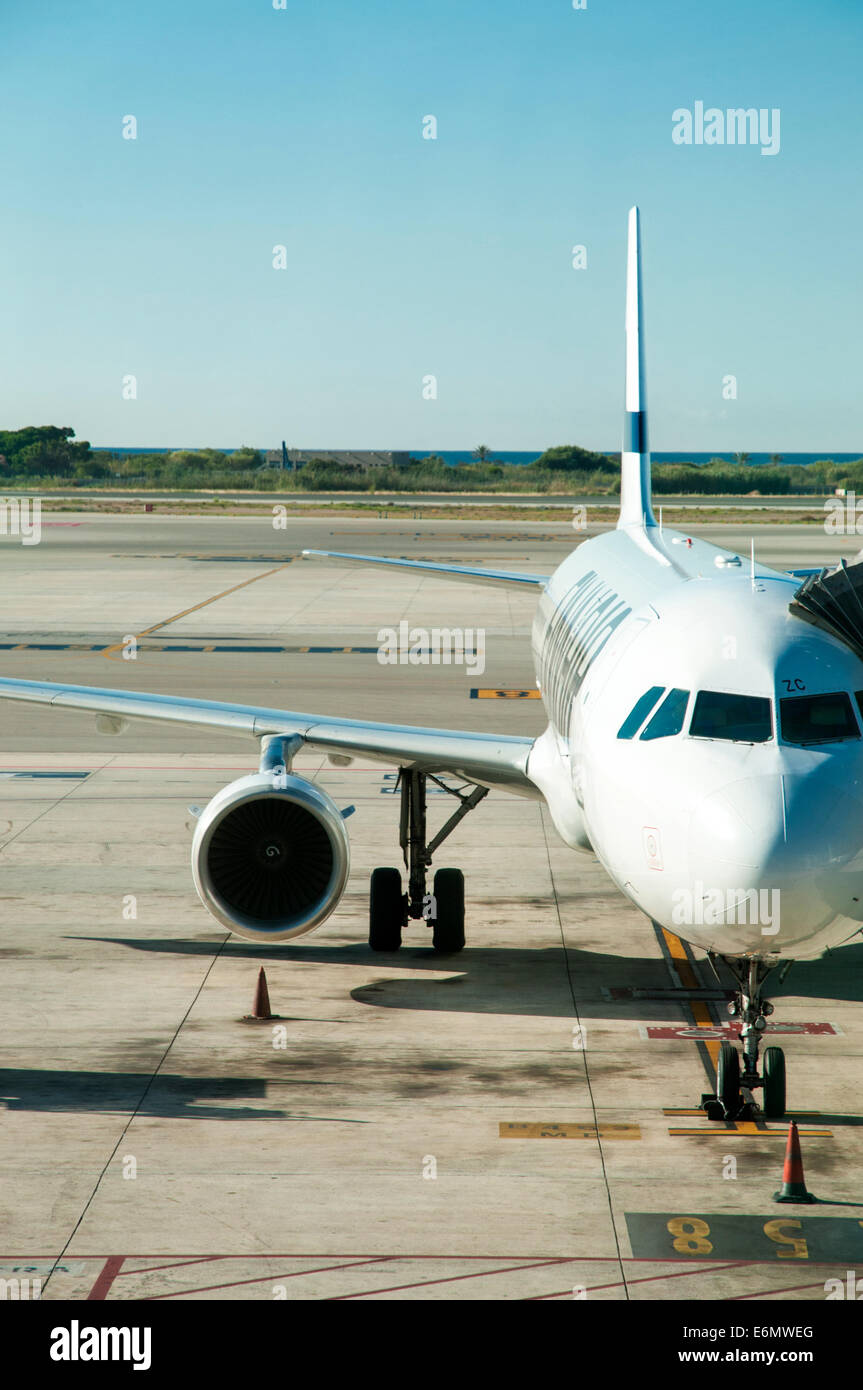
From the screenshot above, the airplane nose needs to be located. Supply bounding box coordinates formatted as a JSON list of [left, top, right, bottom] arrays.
[[688, 773, 863, 943]]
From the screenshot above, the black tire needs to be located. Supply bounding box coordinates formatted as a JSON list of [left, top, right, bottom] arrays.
[[369, 867, 404, 951], [716, 1041, 741, 1114], [431, 868, 465, 953], [763, 1046, 786, 1118]]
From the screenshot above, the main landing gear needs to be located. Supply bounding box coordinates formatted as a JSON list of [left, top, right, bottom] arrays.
[[368, 768, 487, 954], [703, 956, 787, 1121]]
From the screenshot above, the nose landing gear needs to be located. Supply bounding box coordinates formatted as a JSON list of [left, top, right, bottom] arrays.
[[702, 956, 786, 1121]]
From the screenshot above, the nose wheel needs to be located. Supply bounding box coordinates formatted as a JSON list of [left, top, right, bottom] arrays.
[[716, 1041, 741, 1114], [703, 956, 786, 1120]]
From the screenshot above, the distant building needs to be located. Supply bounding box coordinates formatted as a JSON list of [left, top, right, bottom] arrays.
[[264, 448, 411, 471]]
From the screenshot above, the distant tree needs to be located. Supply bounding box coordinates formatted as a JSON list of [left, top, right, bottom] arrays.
[[198, 448, 229, 468], [75, 458, 111, 480], [734, 451, 751, 465], [769, 453, 783, 464], [473, 445, 492, 462], [167, 450, 206, 470], [0, 425, 91, 476], [229, 447, 262, 471], [536, 444, 617, 473]]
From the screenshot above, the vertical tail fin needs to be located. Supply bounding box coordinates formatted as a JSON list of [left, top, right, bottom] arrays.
[[617, 206, 656, 530]]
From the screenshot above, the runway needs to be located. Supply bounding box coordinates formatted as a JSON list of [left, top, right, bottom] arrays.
[[2, 488, 847, 510], [1, 514, 861, 1300]]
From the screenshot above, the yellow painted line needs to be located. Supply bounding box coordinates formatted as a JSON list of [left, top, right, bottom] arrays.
[[662, 928, 721, 1068], [101, 565, 289, 660], [661, 928, 698, 985], [202, 645, 215, 652], [664, 1109, 828, 1118], [692, 1005, 720, 1068], [668, 1127, 833, 1139], [474, 689, 541, 699], [500, 1122, 641, 1140]]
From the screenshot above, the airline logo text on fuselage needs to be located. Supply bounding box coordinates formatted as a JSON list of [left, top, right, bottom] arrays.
[[542, 569, 631, 731]]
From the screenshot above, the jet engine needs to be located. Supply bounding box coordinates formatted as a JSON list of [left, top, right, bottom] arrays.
[[191, 772, 350, 941]]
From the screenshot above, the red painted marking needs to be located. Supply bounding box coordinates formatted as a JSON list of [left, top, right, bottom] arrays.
[[87, 1255, 126, 1300], [0, 765, 258, 772], [644, 1022, 839, 1040], [117, 1256, 220, 1277], [142, 1256, 395, 1300], [325, 1257, 574, 1300], [528, 1262, 748, 1299], [730, 1277, 850, 1300], [3, 1256, 856, 1267], [87, 766, 262, 772]]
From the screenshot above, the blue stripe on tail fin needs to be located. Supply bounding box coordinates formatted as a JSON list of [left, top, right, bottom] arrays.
[[618, 207, 656, 530]]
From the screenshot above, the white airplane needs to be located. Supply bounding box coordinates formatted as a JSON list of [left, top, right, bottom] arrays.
[[1, 207, 859, 1125]]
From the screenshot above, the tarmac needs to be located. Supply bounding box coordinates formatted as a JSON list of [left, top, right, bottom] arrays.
[[0, 512, 861, 1301]]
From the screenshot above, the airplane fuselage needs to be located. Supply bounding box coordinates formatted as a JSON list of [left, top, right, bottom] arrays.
[[526, 524, 863, 963]]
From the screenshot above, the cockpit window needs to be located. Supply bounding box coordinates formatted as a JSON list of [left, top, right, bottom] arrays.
[[640, 688, 690, 741], [617, 685, 665, 739], [780, 692, 860, 746], [690, 691, 773, 743]]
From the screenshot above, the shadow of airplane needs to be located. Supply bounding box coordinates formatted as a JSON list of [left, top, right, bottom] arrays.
[[69, 935, 863, 1016], [0, 1067, 368, 1122], [769, 941, 863, 1002]]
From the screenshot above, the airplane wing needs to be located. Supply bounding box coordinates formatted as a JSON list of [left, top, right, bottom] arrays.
[[0, 677, 539, 797], [0, 552, 546, 794], [301, 549, 548, 590]]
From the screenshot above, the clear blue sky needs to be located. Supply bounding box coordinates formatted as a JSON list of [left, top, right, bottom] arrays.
[[1, 0, 860, 452]]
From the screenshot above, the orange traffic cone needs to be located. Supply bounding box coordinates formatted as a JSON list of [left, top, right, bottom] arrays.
[[773, 1122, 817, 1203], [249, 967, 272, 1020]]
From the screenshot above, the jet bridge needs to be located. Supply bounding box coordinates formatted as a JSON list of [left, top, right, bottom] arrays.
[[790, 558, 863, 660]]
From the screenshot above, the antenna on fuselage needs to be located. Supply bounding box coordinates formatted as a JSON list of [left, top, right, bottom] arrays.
[[617, 206, 657, 533]]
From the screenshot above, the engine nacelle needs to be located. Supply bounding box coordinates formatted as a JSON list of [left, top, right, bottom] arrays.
[[191, 772, 350, 942]]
